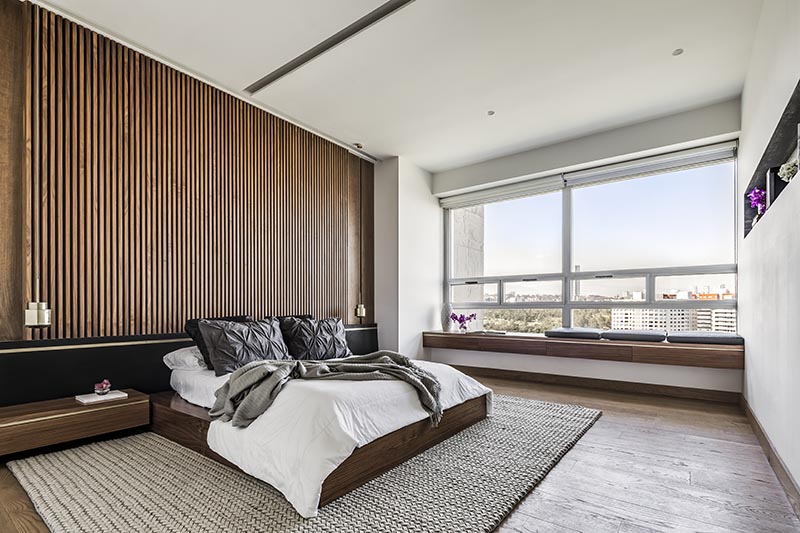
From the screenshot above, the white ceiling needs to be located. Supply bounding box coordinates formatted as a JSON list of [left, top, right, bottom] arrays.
[[43, 0, 762, 173]]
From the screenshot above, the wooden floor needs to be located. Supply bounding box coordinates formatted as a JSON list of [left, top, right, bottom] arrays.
[[1, 378, 798, 532]]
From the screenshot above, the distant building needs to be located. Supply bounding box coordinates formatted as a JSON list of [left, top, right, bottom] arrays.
[[611, 308, 697, 331], [612, 307, 737, 333], [697, 293, 720, 300], [696, 308, 737, 333]]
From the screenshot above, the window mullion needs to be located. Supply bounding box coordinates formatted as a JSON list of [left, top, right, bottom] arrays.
[[646, 273, 655, 305], [562, 182, 571, 327], [442, 209, 451, 306]]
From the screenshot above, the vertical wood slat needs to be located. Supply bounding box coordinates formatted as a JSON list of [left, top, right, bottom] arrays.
[[22, 5, 374, 339], [0, 0, 26, 341]]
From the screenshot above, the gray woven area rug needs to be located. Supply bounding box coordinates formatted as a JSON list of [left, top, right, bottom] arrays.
[[9, 395, 600, 533]]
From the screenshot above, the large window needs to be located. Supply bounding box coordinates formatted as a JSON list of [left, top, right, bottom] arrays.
[[571, 164, 735, 271], [451, 192, 561, 278], [446, 150, 736, 334]]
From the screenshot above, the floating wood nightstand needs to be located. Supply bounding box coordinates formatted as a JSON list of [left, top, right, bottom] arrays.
[[0, 389, 149, 456]]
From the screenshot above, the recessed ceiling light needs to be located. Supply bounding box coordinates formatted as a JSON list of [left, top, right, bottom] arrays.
[[353, 142, 363, 149], [672, 48, 684, 56], [487, 110, 495, 116]]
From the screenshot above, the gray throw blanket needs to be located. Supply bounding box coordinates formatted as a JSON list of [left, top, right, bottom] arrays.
[[209, 351, 442, 428]]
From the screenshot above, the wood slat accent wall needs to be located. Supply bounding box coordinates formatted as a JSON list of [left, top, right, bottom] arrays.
[[19, 4, 374, 340], [0, 0, 25, 341]]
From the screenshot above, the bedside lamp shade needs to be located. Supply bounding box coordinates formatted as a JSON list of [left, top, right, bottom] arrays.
[[355, 303, 366, 322], [24, 302, 51, 328]]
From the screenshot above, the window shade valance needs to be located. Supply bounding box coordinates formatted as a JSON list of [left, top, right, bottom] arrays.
[[438, 174, 564, 209], [564, 141, 736, 188], [438, 141, 736, 209]]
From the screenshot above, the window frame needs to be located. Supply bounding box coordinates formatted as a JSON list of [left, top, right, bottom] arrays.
[[443, 155, 738, 330]]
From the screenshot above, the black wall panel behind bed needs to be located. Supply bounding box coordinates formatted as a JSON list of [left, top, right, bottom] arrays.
[[0, 325, 379, 407]]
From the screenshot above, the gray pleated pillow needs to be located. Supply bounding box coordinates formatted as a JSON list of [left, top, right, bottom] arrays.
[[184, 315, 252, 370], [199, 318, 290, 376], [279, 317, 352, 360]]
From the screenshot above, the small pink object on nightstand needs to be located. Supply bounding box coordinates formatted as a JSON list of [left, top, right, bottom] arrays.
[[94, 379, 111, 395]]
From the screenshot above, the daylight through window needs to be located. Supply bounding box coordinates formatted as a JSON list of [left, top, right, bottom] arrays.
[[446, 155, 736, 334]]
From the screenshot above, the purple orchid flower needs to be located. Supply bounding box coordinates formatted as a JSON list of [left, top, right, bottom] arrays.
[[450, 312, 478, 332], [748, 187, 766, 215]]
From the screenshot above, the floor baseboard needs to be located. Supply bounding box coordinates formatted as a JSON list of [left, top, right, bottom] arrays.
[[741, 397, 800, 519], [453, 364, 741, 404]]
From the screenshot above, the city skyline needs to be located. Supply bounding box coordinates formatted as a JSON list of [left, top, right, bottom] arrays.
[[460, 281, 736, 304]]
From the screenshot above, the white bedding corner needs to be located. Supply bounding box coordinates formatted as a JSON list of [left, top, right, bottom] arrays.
[[170, 368, 229, 409]]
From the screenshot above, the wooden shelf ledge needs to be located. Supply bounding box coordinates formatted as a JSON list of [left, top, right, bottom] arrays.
[[422, 331, 744, 369]]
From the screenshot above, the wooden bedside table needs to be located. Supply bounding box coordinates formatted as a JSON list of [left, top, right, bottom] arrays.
[[0, 389, 150, 456]]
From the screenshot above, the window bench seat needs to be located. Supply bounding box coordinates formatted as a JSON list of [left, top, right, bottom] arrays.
[[422, 331, 744, 369]]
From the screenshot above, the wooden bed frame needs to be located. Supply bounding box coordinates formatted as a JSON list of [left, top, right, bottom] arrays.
[[150, 391, 488, 506]]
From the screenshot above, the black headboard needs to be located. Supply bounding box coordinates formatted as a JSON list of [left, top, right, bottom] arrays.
[[0, 324, 378, 407]]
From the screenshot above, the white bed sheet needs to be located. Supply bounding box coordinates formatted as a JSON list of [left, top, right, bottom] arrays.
[[171, 361, 492, 518]]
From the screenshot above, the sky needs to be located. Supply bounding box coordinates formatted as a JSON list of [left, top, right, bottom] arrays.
[[460, 162, 736, 298]]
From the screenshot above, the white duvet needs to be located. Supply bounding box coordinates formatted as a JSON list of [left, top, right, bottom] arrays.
[[172, 361, 492, 518]]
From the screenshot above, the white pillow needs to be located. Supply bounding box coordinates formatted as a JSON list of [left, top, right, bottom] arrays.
[[163, 346, 206, 370]]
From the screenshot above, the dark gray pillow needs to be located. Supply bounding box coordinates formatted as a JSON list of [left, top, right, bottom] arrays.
[[601, 330, 666, 342], [544, 327, 604, 340], [279, 317, 352, 360], [667, 331, 744, 345], [185, 315, 251, 370], [199, 318, 290, 376]]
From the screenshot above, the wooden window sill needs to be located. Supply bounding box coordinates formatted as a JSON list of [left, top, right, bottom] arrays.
[[422, 331, 744, 369]]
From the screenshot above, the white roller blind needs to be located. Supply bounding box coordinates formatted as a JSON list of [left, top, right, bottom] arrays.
[[564, 141, 737, 188], [438, 174, 563, 209], [439, 141, 736, 210]]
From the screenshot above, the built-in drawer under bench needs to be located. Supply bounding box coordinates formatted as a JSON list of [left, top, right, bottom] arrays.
[[422, 331, 744, 369]]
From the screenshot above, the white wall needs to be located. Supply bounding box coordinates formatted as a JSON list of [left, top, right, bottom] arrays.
[[374, 158, 399, 351], [397, 158, 443, 358], [738, 0, 800, 488], [374, 157, 443, 357], [433, 98, 741, 197], [431, 349, 743, 392]]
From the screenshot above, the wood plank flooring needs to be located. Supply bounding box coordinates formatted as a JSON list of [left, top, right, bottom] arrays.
[[487, 377, 800, 533], [0, 377, 798, 532]]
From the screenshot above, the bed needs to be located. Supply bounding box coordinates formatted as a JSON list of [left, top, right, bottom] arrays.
[[151, 361, 492, 518]]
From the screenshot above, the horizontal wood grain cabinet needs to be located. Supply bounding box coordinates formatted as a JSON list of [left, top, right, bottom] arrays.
[[631, 345, 744, 369], [422, 332, 744, 369], [545, 340, 632, 362], [422, 332, 546, 355], [0, 389, 149, 455]]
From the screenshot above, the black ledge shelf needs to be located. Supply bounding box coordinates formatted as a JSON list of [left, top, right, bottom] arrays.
[[744, 79, 800, 238]]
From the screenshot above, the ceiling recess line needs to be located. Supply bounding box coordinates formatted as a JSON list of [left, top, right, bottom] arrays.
[[244, 0, 416, 95]]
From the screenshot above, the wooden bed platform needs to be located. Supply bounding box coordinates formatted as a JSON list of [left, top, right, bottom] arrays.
[[150, 391, 489, 506]]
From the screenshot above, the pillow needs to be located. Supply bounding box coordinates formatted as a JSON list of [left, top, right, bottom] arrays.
[[601, 330, 667, 342], [666, 331, 744, 345], [279, 317, 352, 360], [163, 346, 206, 370], [199, 318, 290, 376], [544, 327, 604, 340], [185, 315, 251, 369]]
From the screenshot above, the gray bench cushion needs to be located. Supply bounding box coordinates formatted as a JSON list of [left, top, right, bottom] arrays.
[[601, 330, 666, 342], [666, 331, 744, 345], [544, 327, 604, 340]]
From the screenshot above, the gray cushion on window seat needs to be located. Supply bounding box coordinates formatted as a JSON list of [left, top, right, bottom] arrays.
[[601, 330, 666, 342], [666, 331, 744, 345], [544, 327, 604, 340]]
